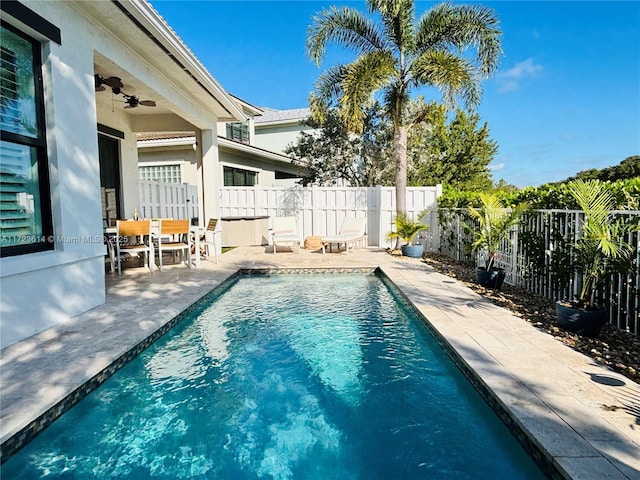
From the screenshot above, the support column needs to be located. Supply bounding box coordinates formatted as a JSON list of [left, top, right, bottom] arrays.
[[198, 128, 222, 258], [199, 128, 219, 224]]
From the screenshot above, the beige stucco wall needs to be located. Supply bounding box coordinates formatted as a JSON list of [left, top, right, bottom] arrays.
[[138, 145, 199, 186]]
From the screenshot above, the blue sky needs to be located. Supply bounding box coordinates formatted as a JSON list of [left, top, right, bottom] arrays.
[[149, 1, 640, 187]]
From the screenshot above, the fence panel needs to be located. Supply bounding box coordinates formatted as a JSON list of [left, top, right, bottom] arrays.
[[139, 181, 198, 220], [426, 208, 640, 336], [220, 185, 441, 247]]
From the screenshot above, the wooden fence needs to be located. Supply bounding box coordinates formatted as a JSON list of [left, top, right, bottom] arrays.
[[423, 209, 640, 336], [220, 185, 442, 248]]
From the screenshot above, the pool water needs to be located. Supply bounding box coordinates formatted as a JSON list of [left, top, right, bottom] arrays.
[[2, 273, 546, 479]]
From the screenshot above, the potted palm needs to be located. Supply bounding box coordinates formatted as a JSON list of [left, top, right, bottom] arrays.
[[387, 212, 429, 258], [467, 193, 528, 289], [555, 180, 635, 337]]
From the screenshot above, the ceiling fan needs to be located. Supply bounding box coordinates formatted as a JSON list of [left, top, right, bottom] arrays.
[[94, 74, 123, 92], [122, 93, 156, 109]]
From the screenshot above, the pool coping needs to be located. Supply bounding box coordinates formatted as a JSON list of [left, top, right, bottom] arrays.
[[1, 249, 638, 479]]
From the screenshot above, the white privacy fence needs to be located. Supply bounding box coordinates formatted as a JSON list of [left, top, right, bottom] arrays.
[[220, 185, 442, 248], [423, 208, 640, 336], [139, 180, 199, 220]]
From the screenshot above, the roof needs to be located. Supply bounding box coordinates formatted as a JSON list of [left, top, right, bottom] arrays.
[[137, 132, 194, 141], [254, 107, 311, 125]]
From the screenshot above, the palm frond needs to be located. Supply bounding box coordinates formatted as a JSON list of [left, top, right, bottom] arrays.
[[415, 3, 502, 76], [312, 65, 348, 104], [411, 51, 481, 108], [568, 179, 615, 225], [307, 6, 387, 65], [369, 0, 416, 54], [382, 85, 410, 126], [340, 50, 396, 132]]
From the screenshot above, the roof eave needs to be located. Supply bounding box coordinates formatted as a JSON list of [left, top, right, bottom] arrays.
[[120, 0, 246, 123]]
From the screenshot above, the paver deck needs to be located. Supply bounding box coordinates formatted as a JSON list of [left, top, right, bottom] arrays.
[[1, 246, 639, 479]]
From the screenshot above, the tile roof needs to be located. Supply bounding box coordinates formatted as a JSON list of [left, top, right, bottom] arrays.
[[137, 132, 195, 141], [254, 107, 310, 124]]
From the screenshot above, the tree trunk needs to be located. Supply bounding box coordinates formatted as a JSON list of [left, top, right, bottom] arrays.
[[393, 125, 408, 249], [394, 124, 408, 216]]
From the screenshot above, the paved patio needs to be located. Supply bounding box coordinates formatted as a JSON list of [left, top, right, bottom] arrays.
[[1, 246, 638, 478]]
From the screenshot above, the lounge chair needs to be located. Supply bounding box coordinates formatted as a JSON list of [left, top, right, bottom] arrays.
[[321, 217, 367, 254], [271, 216, 300, 253]]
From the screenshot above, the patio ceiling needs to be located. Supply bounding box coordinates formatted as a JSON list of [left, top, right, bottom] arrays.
[[76, 0, 245, 129]]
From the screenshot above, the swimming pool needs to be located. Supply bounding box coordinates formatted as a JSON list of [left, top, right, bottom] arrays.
[[2, 272, 547, 479]]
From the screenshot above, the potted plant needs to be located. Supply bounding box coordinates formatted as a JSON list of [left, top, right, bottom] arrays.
[[467, 193, 528, 289], [555, 180, 635, 337], [387, 212, 429, 258]]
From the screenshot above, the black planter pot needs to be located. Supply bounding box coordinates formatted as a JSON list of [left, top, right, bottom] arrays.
[[401, 245, 424, 258], [476, 267, 505, 289], [555, 301, 607, 337]]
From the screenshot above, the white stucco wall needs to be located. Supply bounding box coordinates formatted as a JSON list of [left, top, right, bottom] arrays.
[[1, 1, 106, 348]]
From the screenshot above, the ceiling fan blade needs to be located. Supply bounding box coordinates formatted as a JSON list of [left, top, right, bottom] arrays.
[[139, 100, 156, 107], [103, 76, 123, 89]]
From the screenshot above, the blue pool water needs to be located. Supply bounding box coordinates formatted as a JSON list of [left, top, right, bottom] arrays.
[[2, 273, 546, 479]]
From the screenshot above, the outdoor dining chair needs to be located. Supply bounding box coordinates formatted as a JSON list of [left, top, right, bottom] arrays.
[[156, 219, 191, 271], [115, 219, 153, 275], [197, 218, 220, 264]]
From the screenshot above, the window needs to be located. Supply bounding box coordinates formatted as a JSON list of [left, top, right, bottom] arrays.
[[139, 164, 182, 184], [226, 122, 249, 144], [223, 166, 257, 186], [0, 23, 53, 257]]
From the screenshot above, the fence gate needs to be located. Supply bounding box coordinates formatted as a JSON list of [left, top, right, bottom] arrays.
[[139, 180, 198, 220]]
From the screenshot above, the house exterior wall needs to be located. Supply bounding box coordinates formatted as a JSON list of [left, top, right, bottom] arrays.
[[253, 123, 310, 154], [1, 1, 106, 348], [219, 150, 276, 187], [0, 1, 236, 349], [138, 146, 199, 186]]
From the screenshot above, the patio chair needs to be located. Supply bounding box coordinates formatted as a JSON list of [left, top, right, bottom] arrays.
[[115, 219, 154, 275], [156, 219, 191, 271], [197, 218, 220, 264], [321, 217, 367, 254], [271, 216, 300, 253]]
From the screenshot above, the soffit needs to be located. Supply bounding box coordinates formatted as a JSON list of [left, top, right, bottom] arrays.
[[74, 0, 244, 124]]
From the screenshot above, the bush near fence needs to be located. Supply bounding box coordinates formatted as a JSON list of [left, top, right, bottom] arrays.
[[424, 208, 640, 336]]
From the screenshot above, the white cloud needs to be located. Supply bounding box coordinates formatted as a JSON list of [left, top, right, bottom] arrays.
[[490, 162, 506, 172], [497, 58, 543, 93]]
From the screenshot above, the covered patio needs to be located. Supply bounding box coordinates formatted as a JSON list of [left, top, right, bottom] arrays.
[[1, 247, 638, 479]]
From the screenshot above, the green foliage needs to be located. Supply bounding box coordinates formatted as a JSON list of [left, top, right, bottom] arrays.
[[438, 178, 640, 210], [567, 180, 637, 308], [386, 211, 429, 245], [285, 106, 390, 186], [307, 0, 502, 214], [407, 105, 497, 191], [466, 193, 529, 270], [560, 156, 640, 183]]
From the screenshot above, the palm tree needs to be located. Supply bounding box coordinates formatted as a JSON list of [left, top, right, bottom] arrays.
[[307, 0, 502, 216]]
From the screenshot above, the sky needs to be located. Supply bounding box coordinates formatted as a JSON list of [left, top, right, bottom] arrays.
[[149, 0, 640, 188]]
